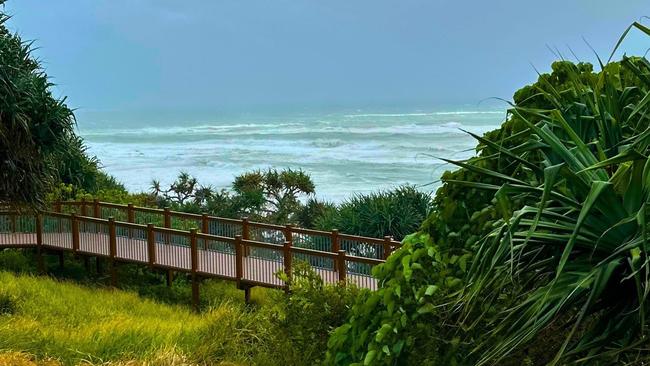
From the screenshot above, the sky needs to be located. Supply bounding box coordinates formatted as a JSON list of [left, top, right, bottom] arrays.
[[6, 0, 650, 122]]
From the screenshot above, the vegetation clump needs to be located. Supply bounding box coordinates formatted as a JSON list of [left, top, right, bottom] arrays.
[[327, 23, 650, 366]]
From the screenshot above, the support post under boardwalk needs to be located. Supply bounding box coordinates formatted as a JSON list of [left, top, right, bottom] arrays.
[[166, 270, 174, 287], [244, 286, 251, 303], [96, 257, 103, 275]]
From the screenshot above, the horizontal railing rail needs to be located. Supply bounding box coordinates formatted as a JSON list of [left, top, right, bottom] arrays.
[[54, 199, 401, 260], [1, 207, 392, 300]]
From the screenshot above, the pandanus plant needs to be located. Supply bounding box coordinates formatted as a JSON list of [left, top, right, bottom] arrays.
[[448, 23, 650, 365]]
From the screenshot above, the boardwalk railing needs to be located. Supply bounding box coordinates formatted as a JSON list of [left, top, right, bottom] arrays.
[[53, 200, 401, 260], [0, 203, 401, 308]]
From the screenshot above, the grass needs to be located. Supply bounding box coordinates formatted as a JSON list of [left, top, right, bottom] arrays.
[[0, 249, 281, 365], [0, 249, 347, 365], [0, 271, 235, 364]]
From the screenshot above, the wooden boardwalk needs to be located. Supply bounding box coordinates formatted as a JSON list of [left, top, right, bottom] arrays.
[[0, 206, 394, 306]]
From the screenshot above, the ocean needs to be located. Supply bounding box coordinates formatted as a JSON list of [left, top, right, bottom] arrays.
[[79, 109, 506, 203]]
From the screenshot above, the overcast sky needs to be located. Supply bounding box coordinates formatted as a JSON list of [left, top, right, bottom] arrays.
[[7, 1, 650, 121]]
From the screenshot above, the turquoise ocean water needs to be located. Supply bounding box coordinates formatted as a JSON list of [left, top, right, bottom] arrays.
[[79, 109, 505, 202]]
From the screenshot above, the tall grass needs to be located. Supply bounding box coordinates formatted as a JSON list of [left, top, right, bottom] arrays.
[[0, 271, 290, 365]]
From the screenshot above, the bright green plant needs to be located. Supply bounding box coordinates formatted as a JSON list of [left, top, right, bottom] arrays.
[[0, 7, 76, 208], [274, 261, 362, 364], [326, 232, 471, 365], [454, 25, 650, 364], [327, 23, 650, 366]]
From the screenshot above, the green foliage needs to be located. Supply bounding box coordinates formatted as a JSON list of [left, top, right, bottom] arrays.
[[0, 262, 357, 365], [150, 169, 316, 224], [296, 198, 338, 229], [0, 249, 31, 273], [0, 6, 120, 208], [0, 291, 17, 315], [233, 168, 316, 223], [327, 23, 650, 365], [0, 12, 76, 208], [326, 232, 470, 365], [274, 262, 362, 364], [456, 53, 650, 363], [315, 185, 433, 240]]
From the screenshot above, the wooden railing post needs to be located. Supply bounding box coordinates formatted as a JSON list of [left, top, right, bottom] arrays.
[[36, 214, 43, 246], [241, 217, 250, 256], [332, 229, 340, 252], [201, 214, 209, 234], [332, 229, 340, 270], [190, 229, 198, 272], [235, 235, 243, 287], [201, 214, 209, 249], [71, 214, 80, 253], [108, 217, 117, 286], [93, 199, 100, 218], [127, 204, 135, 223], [80, 198, 87, 216], [337, 250, 347, 283], [36, 214, 44, 274], [163, 208, 171, 245], [283, 240, 292, 292], [164, 208, 171, 228], [383, 236, 393, 260], [55, 202, 62, 213], [190, 229, 199, 312], [127, 204, 134, 238], [284, 224, 293, 243], [147, 223, 156, 267]]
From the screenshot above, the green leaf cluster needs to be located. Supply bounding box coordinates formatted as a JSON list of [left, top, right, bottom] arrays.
[[327, 23, 650, 365]]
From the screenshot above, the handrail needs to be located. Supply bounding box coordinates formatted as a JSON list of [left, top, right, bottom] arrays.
[[55, 200, 402, 260], [1, 209, 388, 308]]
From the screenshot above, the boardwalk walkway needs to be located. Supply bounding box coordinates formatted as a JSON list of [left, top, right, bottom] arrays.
[[0, 202, 400, 307]]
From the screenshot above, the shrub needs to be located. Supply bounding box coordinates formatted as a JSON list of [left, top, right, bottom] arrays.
[[274, 262, 361, 364], [0, 249, 32, 273], [327, 23, 650, 365], [315, 185, 433, 240], [0, 291, 17, 315], [325, 232, 469, 365], [456, 54, 650, 363], [0, 8, 76, 208]]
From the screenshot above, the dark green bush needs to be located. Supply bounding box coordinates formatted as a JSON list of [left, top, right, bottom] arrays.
[[327, 33, 650, 364], [0, 250, 32, 273], [0, 291, 17, 315], [274, 262, 362, 364], [315, 185, 433, 240]]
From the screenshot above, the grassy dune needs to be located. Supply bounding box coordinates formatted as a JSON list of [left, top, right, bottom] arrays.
[[0, 271, 286, 365]]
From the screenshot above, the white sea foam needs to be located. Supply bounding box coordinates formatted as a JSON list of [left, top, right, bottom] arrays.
[[81, 110, 504, 202]]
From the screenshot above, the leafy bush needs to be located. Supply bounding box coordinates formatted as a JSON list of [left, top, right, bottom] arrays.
[[150, 170, 316, 224], [327, 23, 650, 365], [0, 291, 17, 315], [455, 48, 650, 365], [274, 262, 361, 364], [0, 9, 76, 208], [0, 249, 32, 273], [315, 185, 433, 240], [326, 232, 470, 365]]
